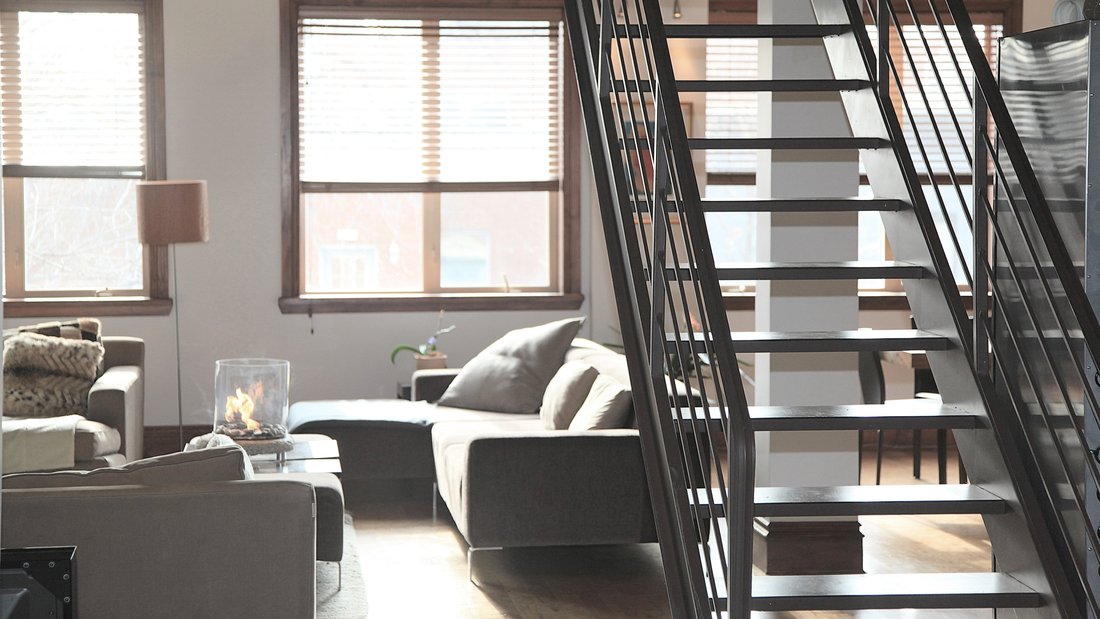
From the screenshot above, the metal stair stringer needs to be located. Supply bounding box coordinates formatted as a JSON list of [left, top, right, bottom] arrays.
[[810, 0, 1081, 615], [564, 1, 755, 617]]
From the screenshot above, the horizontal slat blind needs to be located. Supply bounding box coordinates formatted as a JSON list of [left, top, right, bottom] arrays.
[[298, 18, 559, 184], [893, 23, 1002, 177], [0, 9, 145, 168], [704, 37, 757, 176]]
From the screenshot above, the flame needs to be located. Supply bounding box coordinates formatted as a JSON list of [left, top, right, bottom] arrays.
[[225, 386, 260, 431]]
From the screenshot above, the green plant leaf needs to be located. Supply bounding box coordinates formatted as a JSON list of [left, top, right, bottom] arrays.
[[390, 345, 422, 364]]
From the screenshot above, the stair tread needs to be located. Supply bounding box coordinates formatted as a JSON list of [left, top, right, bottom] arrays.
[[668, 329, 951, 353], [681, 79, 871, 92], [613, 79, 873, 93], [747, 573, 1041, 611], [632, 198, 908, 213], [689, 137, 890, 150], [663, 24, 852, 38], [705, 260, 924, 280], [748, 401, 979, 431], [689, 484, 1006, 518]]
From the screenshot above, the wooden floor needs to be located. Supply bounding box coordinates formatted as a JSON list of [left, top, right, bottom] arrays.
[[347, 444, 994, 618]]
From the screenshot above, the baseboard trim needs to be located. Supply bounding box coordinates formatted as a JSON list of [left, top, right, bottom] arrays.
[[143, 425, 210, 458], [752, 517, 864, 575]]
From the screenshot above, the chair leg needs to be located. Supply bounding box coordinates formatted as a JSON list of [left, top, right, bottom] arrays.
[[858, 429, 865, 484], [913, 429, 922, 478], [337, 561, 342, 591], [875, 429, 884, 485], [937, 429, 948, 485], [959, 448, 968, 484]]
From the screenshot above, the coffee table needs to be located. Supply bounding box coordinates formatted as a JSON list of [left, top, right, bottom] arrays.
[[248, 433, 341, 475]]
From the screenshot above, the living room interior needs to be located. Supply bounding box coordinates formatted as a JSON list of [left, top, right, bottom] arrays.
[[0, 0, 1092, 616]]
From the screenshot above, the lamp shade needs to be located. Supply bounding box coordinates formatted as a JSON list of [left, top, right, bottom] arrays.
[[136, 180, 209, 245]]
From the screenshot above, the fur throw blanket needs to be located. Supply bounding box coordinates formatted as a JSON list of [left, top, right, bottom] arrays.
[[4, 332, 105, 418]]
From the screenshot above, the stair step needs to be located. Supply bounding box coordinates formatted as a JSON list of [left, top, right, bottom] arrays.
[[620, 138, 891, 150], [662, 24, 853, 38], [667, 329, 951, 353], [614, 24, 851, 38], [702, 198, 906, 212], [745, 573, 1041, 611], [614, 79, 871, 92], [676, 401, 979, 432], [684, 79, 872, 92], [631, 198, 907, 213], [749, 401, 979, 431], [700, 261, 923, 280], [689, 137, 891, 150], [688, 484, 1005, 518]]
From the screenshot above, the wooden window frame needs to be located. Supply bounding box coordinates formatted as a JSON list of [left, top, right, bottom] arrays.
[[0, 0, 169, 318], [278, 0, 583, 314]]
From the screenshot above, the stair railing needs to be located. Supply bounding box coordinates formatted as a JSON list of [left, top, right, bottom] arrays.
[[564, 0, 754, 616], [851, 0, 1100, 612]]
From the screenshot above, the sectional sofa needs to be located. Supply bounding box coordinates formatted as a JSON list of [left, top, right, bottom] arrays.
[[287, 339, 661, 565]]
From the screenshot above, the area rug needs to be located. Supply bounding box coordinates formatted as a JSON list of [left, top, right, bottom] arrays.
[[317, 514, 368, 618]]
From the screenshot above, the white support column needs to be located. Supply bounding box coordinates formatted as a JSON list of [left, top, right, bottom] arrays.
[[753, 0, 863, 572]]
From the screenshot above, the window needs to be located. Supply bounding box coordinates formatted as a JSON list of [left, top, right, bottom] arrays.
[[281, 2, 581, 312], [0, 0, 167, 314]]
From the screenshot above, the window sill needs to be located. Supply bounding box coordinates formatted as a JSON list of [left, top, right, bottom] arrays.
[[279, 292, 585, 314], [4, 296, 173, 318]]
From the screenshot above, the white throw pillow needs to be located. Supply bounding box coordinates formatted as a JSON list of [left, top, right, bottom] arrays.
[[540, 361, 600, 430], [437, 317, 585, 414], [569, 374, 632, 431]]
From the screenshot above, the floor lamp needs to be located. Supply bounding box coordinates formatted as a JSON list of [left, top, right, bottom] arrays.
[[136, 180, 209, 451]]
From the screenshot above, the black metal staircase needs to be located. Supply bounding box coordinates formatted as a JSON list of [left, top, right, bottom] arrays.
[[566, 0, 1100, 616]]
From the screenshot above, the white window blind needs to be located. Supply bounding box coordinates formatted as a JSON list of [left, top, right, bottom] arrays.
[[0, 10, 145, 169], [704, 37, 757, 176], [869, 22, 1002, 177], [298, 18, 560, 184]]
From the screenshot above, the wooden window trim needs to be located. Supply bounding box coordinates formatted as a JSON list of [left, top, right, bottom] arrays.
[[280, 0, 583, 313], [0, 0, 168, 316]]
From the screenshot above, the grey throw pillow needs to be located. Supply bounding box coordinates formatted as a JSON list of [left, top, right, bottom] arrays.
[[569, 374, 633, 431], [541, 361, 600, 430], [437, 317, 585, 414], [3, 445, 253, 489]]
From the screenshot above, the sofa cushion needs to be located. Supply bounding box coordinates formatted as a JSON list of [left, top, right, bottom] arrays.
[[3, 318, 102, 343], [3, 445, 252, 489], [437, 317, 585, 414], [4, 332, 106, 418], [431, 418, 548, 525], [569, 374, 632, 431], [73, 419, 121, 460], [540, 361, 599, 430]]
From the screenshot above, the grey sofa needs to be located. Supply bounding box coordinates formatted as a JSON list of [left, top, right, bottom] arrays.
[[2, 447, 317, 618], [288, 339, 659, 569], [6, 335, 145, 471]]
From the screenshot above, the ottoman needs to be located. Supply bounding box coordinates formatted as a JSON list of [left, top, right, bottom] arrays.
[[256, 471, 344, 563], [288, 399, 537, 482]]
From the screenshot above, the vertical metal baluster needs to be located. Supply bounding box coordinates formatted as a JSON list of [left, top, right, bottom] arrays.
[[972, 82, 989, 377]]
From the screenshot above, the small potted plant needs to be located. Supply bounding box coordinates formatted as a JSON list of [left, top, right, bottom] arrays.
[[390, 310, 457, 370]]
